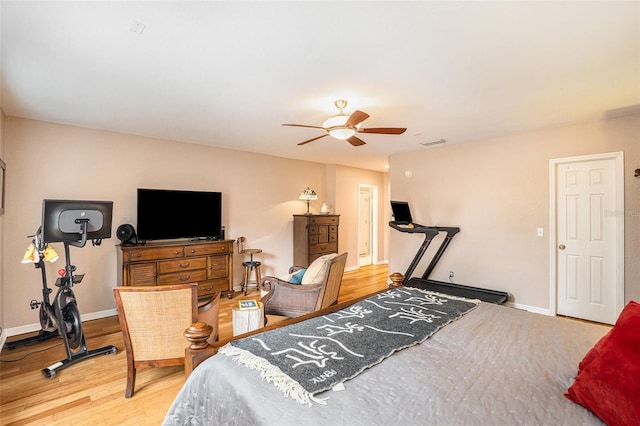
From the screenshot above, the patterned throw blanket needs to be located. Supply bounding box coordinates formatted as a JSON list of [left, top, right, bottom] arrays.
[[219, 287, 478, 405]]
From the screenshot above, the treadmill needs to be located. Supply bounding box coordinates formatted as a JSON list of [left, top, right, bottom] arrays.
[[389, 201, 508, 304]]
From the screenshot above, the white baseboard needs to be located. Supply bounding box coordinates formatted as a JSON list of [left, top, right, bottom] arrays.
[[0, 329, 7, 351], [504, 301, 551, 316], [4, 308, 118, 337]]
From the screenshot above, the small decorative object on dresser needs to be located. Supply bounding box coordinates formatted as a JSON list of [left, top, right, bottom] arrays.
[[293, 214, 339, 268]]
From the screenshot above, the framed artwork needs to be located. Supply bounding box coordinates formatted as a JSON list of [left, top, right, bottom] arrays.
[[0, 158, 5, 216]]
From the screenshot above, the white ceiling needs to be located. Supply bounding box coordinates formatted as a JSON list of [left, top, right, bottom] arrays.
[[1, 1, 638, 172]]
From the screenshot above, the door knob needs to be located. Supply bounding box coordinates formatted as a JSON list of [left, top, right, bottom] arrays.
[[559, 244, 566, 250]]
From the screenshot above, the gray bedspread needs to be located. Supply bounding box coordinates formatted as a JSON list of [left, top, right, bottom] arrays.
[[163, 301, 609, 425]]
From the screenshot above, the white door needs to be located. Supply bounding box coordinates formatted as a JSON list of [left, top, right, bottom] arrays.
[[552, 152, 624, 324], [359, 189, 372, 266]]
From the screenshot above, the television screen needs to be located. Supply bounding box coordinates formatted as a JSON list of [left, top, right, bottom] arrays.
[[137, 189, 222, 241], [41, 199, 113, 244]]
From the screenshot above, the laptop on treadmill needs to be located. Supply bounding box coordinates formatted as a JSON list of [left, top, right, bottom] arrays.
[[390, 201, 413, 225]]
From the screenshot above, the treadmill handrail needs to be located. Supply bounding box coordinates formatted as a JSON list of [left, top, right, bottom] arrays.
[[389, 221, 460, 236], [389, 221, 460, 284]]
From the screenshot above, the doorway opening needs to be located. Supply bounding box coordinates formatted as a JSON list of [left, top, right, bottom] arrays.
[[358, 185, 378, 267]]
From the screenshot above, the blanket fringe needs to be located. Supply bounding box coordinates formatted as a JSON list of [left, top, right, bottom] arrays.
[[219, 344, 328, 406]]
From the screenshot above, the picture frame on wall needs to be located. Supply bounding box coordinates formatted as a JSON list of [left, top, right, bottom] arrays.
[[0, 158, 5, 216]]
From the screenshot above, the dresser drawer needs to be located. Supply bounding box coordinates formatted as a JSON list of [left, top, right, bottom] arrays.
[[186, 243, 229, 257], [308, 225, 337, 243], [158, 257, 207, 274], [197, 279, 228, 297], [126, 246, 184, 262], [309, 216, 339, 225], [309, 243, 337, 256], [158, 269, 207, 286]]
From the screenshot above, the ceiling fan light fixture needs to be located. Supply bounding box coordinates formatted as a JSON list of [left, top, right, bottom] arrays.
[[323, 114, 356, 139], [328, 127, 356, 140]]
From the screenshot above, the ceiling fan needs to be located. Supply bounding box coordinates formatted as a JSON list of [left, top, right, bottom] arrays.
[[282, 99, 407, 146]]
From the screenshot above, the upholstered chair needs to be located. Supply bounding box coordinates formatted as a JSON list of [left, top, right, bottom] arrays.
[[258, 252, 348, 318]]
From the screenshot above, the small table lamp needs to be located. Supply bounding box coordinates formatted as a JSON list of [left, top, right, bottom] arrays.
[[298, 187, 318, 215]]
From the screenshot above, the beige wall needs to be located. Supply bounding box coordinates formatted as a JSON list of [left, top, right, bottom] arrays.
[[2, 117, 385, 331], [389, 112, 640, 311]]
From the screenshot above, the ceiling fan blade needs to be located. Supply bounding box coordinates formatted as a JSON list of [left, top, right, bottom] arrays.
[[359, 127, 407, 135], [297, 134, 329, 146], [347, 135, 366, 146], [282, 123, 325, 129], [345, 110, 370, 128]]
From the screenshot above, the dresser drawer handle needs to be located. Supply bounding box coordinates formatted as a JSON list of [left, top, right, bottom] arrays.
[[135, 253, 142, 258], [190, 249, 196, 253], [175, 250, 180, 255], [179, 262, 191, 268], [202, 285, 213, 291], [178, 275, 191, 282]]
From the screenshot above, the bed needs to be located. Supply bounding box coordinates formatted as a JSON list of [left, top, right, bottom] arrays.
[[164, 286, 639, 426]]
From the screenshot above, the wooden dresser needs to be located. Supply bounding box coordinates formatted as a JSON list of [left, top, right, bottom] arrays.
[[293, 214, 339, 267], [118, 240, 234, 298]]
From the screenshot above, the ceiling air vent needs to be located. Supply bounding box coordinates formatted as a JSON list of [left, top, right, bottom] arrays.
[[419, 139, 446, 147]]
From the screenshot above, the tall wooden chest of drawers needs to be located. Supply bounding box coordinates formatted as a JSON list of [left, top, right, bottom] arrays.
[[118, 240, 234, 298], [293, 214, 339, 267]]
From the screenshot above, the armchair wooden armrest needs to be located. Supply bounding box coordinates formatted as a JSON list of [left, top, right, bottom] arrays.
[[184, 322, 219, 375]]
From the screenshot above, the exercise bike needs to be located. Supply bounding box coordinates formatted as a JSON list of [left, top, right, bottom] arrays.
[[6, 200, 118, 378]]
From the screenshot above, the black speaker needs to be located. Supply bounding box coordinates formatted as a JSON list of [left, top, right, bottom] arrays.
[[116, 224, 138, 245]]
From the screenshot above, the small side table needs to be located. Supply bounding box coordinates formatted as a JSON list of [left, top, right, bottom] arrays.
[[232, 302, 265, 336]]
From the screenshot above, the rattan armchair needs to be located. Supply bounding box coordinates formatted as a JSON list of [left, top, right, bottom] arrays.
[[113, 284, 219, 397], [258, 252, 348, 318]]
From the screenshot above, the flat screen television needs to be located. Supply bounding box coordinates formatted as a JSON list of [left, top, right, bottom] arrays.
[[136, 188, 222, 241], [41, 199, 113, 244]]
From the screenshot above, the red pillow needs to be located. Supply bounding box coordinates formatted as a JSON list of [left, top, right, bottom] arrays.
[[565, 301, 640, 426]]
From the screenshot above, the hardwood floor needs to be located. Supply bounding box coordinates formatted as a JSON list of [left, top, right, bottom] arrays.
[[0, 264, 389, 425]]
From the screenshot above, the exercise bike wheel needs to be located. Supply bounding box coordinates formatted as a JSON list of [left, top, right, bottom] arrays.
[[62, 302, 82, 349]]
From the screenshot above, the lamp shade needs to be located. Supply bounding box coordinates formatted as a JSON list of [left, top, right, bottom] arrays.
[[298, 187, 318, 201]]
